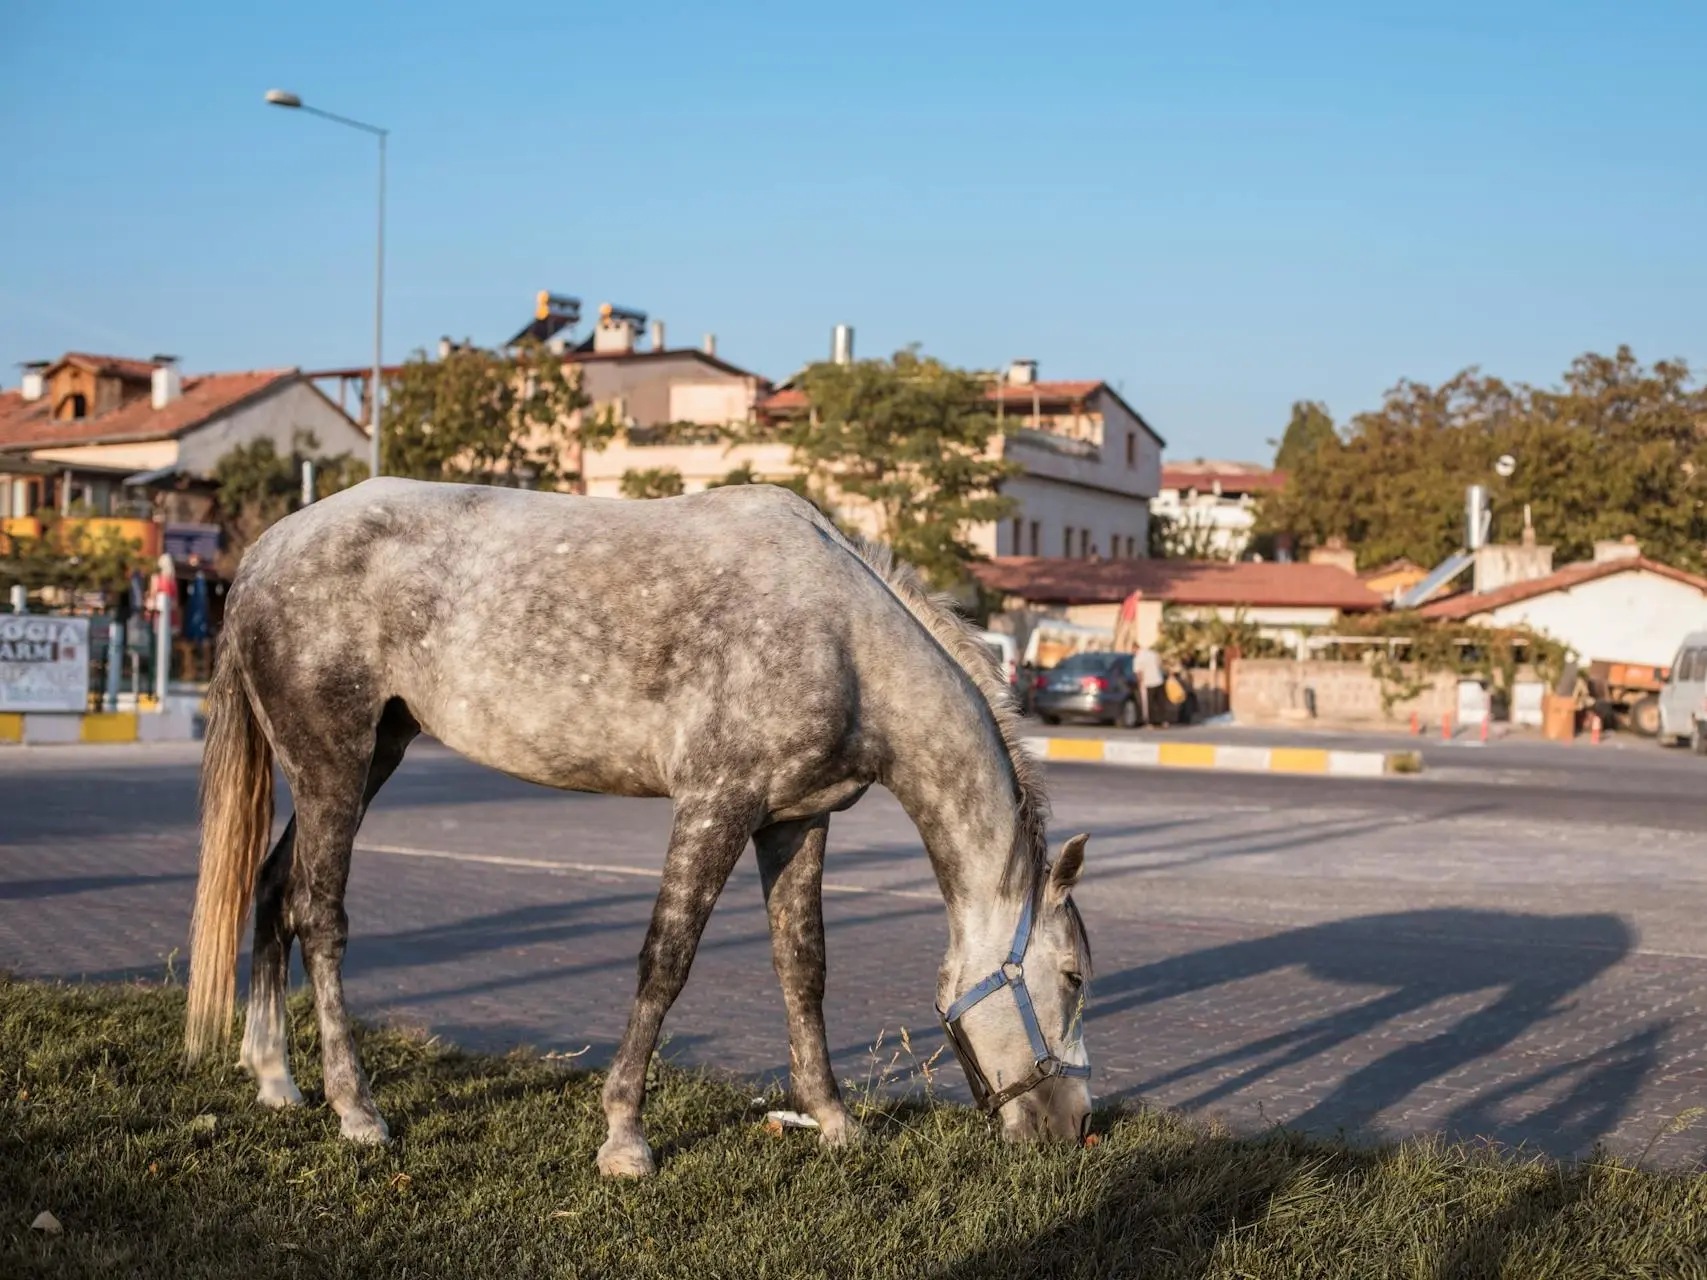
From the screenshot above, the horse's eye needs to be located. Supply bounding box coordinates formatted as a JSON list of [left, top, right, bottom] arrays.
[[1065, 971, 1084, 990]]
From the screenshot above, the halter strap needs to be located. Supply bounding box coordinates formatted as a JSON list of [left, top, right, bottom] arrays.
[[936, 888, 1089, 1112]]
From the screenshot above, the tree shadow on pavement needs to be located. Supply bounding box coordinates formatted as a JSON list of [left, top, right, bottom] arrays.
[[1091, 908, 1658, 1158]]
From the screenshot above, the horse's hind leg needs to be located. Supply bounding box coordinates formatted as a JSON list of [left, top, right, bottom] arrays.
[[599, 795, 760, 1177], [241, 816, 302, 1108], [754, 814, 854, 1145], [280, 700, 417, 1143]]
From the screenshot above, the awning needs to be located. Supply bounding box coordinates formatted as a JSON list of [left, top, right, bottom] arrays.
[[123, 464, 182, 486]]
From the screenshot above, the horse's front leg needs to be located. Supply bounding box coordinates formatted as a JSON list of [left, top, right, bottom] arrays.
[[754, 814, 856, 1146], [598, 796, 757, 1177]]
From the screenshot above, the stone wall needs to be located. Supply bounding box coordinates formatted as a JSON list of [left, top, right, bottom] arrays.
[[1231, 658, 1458, 726]]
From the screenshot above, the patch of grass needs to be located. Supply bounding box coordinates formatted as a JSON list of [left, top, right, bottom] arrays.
[[2, 978, 1704, 1279]]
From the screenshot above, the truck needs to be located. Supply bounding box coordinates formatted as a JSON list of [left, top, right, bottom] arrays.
[[1588, 659, 1671, 737]]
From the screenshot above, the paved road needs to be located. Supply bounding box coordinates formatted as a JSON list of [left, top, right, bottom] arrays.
[[3, 740, 1705, 1166]]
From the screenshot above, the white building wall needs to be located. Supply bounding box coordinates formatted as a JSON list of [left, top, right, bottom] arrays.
[[582, 439, 796, 497], [175, 381, 368, 475], [1150, 486, 1258, 559], [1471, 570, 1707, 667], [988, 473, 1150, 558]]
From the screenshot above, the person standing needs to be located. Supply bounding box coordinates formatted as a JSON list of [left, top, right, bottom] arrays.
[[1134, 644, 1165, 727]]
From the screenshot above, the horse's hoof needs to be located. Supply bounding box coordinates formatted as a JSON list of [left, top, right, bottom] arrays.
[[256, 1077, 304, 1109], [596, 1135, 656, 1178], [816, 1111, 862, 1148], [339, 1111, 391, 1145]]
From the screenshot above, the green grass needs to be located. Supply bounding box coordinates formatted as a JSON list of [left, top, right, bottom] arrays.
[[2, 978, 1704, 1279]]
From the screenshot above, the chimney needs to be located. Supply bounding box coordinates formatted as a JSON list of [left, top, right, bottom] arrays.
[[437, 336, 453, 360], [592, 303, 638, 355], [649, 319, 666, 352], [1307, 537, 1357, 574], [702, 333, 717, 357], [831, 324, 854, 366], [151, 355, 182, 409], [1593, 536, 1642, 564], [1007, 359, 1037, 386], [19, 361, 47, 402], [1465, 484, 1490, 551]]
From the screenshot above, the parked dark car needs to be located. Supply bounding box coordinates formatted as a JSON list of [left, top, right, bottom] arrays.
[[1032, 651, 1142, 727]]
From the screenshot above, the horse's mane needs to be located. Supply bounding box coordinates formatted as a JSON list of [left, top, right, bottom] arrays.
[[848, 539, 1051, 894]]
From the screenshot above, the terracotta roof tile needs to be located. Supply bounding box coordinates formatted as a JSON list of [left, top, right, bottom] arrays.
[[0, 370, 296, 451], [988, 379, 1102, 405], [970, 557, 1384, 610], [1161, 464, 1285, 494], [1419, 557, 1707, 619], [759, 379, 1109, 417], [50, 352, 166, 380]]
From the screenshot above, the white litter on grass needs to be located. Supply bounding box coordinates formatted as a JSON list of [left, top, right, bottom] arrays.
[[30, 1211, 62, 1234], [763, 1110, 820, 1130]]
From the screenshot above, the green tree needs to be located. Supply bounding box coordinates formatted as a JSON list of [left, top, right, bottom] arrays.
[[1272, 400, 1339, 471], [619, 467, 685, 499], [380, 339, 599, 488], [783, 349, 1018, 586], [213, 431, 365, 569], [1255, 348, 1707, 572], [1147, 508, 1232, 560]]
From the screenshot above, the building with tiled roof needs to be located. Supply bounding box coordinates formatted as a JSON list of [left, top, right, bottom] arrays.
[[1417, 542, 1707, 669], [1, 352, 367, 561], [758, 356, 1166, 560], [972, 553, 1380, 651]]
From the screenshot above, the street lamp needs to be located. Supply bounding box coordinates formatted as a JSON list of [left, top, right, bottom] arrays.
[[264, 88, 388, 480]]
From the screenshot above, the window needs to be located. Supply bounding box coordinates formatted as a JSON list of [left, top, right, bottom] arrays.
[[1079, 529, 1090, 558], [1052, 653, 1120, 677], [1125, 535, 1136, 558], [1028, 521, 1040, 556], [1126, 432, 1136, 468], [1063, 526, 1074, 557], [1679, 649, 1706, 683], [1011, 517, 1022, 555], [62, 392, 87, 420]]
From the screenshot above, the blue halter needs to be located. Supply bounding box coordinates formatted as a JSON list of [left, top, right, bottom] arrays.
[[937, 890, 1091, 1112]]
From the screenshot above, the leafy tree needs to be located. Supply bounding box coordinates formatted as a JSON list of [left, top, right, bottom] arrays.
[[1147, 508, 1233, 560], [1272, 400, 1339, 471], [783, 349, 1018, 586], [0, 517, 149, 595], [619, 467, 685, 499], [213, 432, 365, 569], [381, 339, 600, 488], [1255, 348, 1707, 572]]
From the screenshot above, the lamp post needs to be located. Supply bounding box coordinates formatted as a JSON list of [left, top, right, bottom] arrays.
[[265, 89, 387, 479]]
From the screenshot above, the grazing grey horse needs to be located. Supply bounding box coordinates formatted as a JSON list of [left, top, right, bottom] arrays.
[[186, 478, 1093, 1174]]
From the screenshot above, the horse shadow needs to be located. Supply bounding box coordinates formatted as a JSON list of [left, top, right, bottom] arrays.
[[1091, 907, 1662, 1157], [0, 872, 195, 900]]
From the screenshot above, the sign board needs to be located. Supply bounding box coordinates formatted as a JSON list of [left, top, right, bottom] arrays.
[[0, 615, 91, 712], [165, 522, 222, 564]]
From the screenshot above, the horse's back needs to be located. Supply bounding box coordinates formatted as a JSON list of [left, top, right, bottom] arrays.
[[227, 479, 899, 801]]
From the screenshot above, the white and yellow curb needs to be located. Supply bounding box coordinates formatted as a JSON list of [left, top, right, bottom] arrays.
[[0, 702, 206, 747], [1020, 736, 1421, 778]]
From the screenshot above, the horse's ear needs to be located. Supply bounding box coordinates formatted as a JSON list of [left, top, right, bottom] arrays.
[[1049, 833, 1088, 900]]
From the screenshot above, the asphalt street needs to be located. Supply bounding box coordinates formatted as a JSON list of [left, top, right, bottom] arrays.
[[3, 734, 1705, 1165]]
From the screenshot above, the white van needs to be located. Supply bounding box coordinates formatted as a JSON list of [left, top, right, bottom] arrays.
[[976, 630, 1019, 689], [1658, 630, 1707, 753]]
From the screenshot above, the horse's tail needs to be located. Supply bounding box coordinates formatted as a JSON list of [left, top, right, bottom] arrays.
[[185, 645, 274, 1064]]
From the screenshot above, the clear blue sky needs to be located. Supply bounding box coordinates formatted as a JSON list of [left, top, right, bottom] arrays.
[[2, 1, 1702, 460]]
